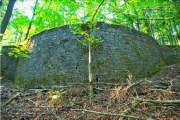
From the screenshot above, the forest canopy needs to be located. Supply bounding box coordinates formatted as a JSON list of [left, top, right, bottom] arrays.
[[0, 0, 180, 46]]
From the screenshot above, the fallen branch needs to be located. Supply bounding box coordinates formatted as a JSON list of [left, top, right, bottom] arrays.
[[3, 92, 21, 108], [51, 106, 64, 120], [110, 79, 148, 91], [96, 82, 128, 86], [138, 99, 180, 104], [67, 82, 127, 86], [2, 89, 47, 108], [50, 85, 73, 89], [149, 89, 180, 94], [70, 109, 143, 119], [125, 76, 147, 99]]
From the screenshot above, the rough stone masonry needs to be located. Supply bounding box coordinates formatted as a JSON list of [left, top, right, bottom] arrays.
[[1, 22, 179, 87]]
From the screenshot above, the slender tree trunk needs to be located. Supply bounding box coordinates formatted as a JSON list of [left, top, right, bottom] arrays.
[[88, 42, 92, 83], [142, 10, 155, 38], [0, 0, 3, 7], [0, 0, 16, 40], [88, 0, 105, 97], [88, 41, 93, 97], [24, 0, 38, 40]]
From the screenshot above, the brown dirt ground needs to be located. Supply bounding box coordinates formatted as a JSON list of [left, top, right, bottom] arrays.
[[1, 64, 180, 120]]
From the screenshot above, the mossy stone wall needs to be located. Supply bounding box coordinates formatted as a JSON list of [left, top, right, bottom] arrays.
[[2, 23, 178, 87], [1, 46, 18, 80], [14, 23, 166, 87]]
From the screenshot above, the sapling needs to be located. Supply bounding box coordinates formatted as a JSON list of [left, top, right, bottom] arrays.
[[71, 22, 103, 97], [71, 0, 105, 97]]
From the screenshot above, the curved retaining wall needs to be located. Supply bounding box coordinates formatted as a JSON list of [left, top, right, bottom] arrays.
[[2, 23, 169, 87]]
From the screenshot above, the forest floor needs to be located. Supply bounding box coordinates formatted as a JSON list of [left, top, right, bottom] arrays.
[[1, 64, 180, 120]]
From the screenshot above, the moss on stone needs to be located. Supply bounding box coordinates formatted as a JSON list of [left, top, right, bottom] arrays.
[[95, 60, 104, 68], [39, 78, 48, 86], [14, 76, 36, 88], [50, 74, 67, 85], [149, 60, 165, 77], [82, 47, 89, 53], [27, 77, 36, 88], [17, 60, 22, 66], [42, 60, 48, 65], [37, 74, 68, 86], [125, 39, 131, 44], [14, 76, 25, 88], [127, 62, 135, 70], [1, 65, 8, 76], [61, 39, 69, 44], [14, 73, 68, 88], [92, 43, 103, 50]]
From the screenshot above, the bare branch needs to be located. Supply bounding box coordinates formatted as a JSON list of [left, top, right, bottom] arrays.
[[3, 92, 21, 108], [70, 109, 143, 119], [91, 0, 105, 22], [138, 99, 180, 104]]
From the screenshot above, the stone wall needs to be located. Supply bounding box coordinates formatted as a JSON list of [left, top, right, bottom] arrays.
[[15, 23, 166, 87], [161, 45, 180, 65], [2, 22, 178, 87]]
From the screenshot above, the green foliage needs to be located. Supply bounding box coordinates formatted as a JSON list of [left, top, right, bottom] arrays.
[[8, 46, 30, 58], [1, 0, 179, 46], [72, 23, 104, 46], [77, 36, 103, 47], [47, 90, 62, 106], [48, 90, 61, 101], [0, 0, 8, 23]]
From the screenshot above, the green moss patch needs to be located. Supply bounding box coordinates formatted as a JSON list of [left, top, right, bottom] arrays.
[[14, 76, 25, 88]]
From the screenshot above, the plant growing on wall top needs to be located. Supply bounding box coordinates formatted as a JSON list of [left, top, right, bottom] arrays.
[[8, 45, 30, 58]]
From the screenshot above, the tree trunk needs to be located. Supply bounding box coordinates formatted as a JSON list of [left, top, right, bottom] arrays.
[[88, 41, 93, 97], [0, 0, 3, 7], [0, 0, 16, 39], [24, 0, 38, 40]]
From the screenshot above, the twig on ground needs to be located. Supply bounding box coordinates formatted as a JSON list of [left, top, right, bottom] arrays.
[[70, 109, 143, 119], [51, 106, 64, 120], [138, 99, 180, 104], [3, 92, 21, 108], [149, 89, 180, 94]]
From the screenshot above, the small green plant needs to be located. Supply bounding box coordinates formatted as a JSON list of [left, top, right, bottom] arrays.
[[48, 90, 62, 106], [8, 46, 30, 58]]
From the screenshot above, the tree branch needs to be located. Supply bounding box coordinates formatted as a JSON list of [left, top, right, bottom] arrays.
[[91, 0, 105, 22], [70, 109, 142, 119], [138, 99, 180, 104], [24, 0, 38, 40], [2, 92, 21, 108]]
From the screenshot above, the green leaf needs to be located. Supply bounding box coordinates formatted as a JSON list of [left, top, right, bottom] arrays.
[[88, 92, 93, 97]]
